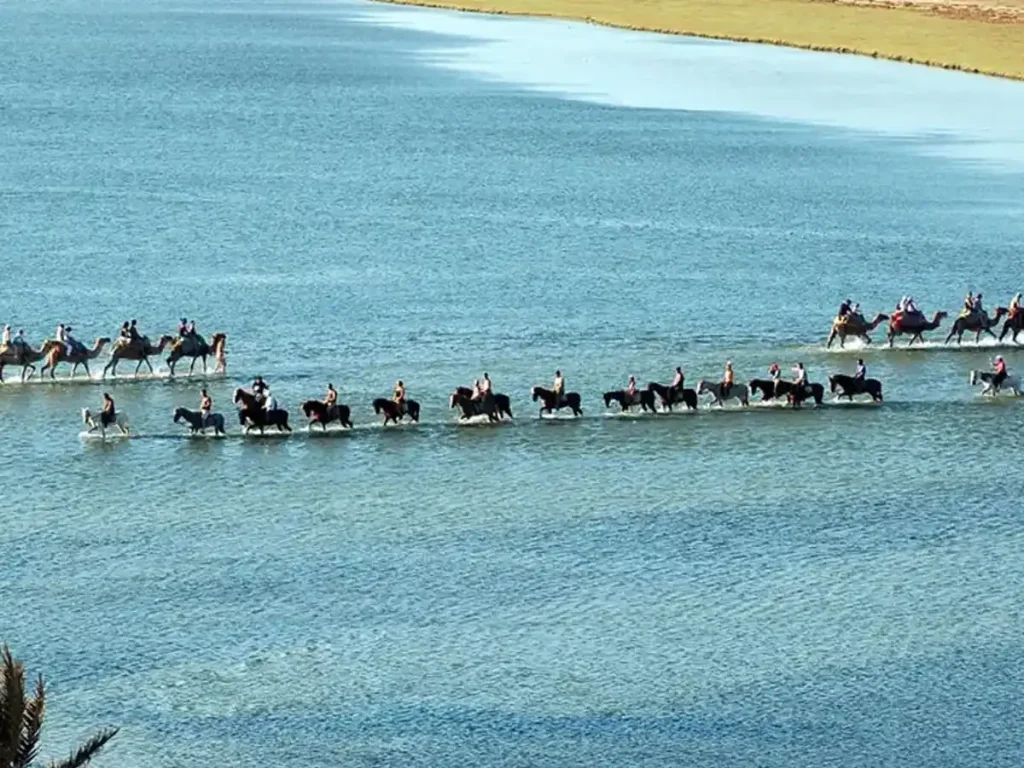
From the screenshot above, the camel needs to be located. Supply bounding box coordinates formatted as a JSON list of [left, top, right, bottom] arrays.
[[887, 311, 948, 347], [102, 335, 174, 377], [944, 307, 1007, 345], [39, 337, 111, 379], [826, 313, 889, 349], [166, 332, 226, 377], [998, 310, 1024, 344], [0, 343, 47, 382]]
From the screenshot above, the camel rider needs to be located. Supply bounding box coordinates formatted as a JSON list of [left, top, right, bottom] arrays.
[[721, 361, 734, 399], [200, 388, 212, 424], [178, 318, 188, 338], [626, 375, 637, 399], [324, 383, 337, 409], [553, 370, 565, 406], [101, 392, 116, 428], [187, 320, 196, 339], [119, 322, 131, 343], [63, 325, 79, 356], [1010, 293, 1022, 319], [12, 328, 26, 350], [129, 319, 141, 344], [394, 380, 406, 414], [993, 356, 1007, 391], [1, 325, 9, 348], [905, 297, 919, 316], [854, 359, 866, 380], [837, 299, 852, 321], [974, 293, 984, 316], [849, 302, 862, 322]]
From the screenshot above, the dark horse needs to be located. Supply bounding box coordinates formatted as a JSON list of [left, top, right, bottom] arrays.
[[829, 374, 883, 402], [749, 379, 824, 407], [532, 386, 583, 417], [646, 381, 697, 411], [450, 387, 513, 422], [301, 400, 353, 430], [173, 406, 226, 435], [233, 387, 292, 433], [602, 388, 657, 413], [372, 397, 420, 426]]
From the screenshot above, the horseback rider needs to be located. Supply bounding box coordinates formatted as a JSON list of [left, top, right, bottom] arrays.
[[993, 356, 1007, 391], [768, 362, 781, 381], [394, 380, 406, 414], [553, 370, 564, 406], [854, 359, 866, 381], [262, 385, 278, 413], [721, 361, 734, 399], [480, 372, 492, 399], [324, 383, 337, 409], [101, 392, 116, 428], [792, 362, 807, 392], [252, 375, 268, 404], [200, 388, 212, 425], [470, 379, 482, 400], [670, 366, 684, 394], [626, 375, 637, 400]]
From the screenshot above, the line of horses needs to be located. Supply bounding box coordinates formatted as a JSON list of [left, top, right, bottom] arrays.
[[826, 306, 1024, 348], [156, 376, 884, 438]]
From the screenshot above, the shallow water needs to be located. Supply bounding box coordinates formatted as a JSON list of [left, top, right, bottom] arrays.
[[1, 1, 1023, 766]]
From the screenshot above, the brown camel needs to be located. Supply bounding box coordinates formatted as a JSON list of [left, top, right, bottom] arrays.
[[826, 313, 889, 349], [887, 311, 948, 347], [39, 337, 111, 379], [166, 332, 226, 376], [0, 343, 47, 382], [944, 307, 1007, 345], [998, 310, 1024, 344], [102, 334, 174, 377]]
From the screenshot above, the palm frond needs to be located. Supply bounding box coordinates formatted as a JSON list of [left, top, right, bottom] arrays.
[[1, 645, 28, 768], [47, 727, 118, 768], [14, 676, 46, 768]]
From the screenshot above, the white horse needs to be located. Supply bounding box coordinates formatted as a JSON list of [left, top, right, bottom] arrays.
[[81, 408, 130, 437], [697, 380, 749, 407], [969, 370, 1021, 397]]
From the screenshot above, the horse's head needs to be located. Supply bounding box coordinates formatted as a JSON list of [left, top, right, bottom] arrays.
[[81, 408, 91, 424], [531, 387, 541, 402], [449, 392, 459, 409], [373, 400, 383, 414], [969, 370, 978, 386], [302, 401, 315, 417], [602, 392, 613, 408], [696, 380, 708, 394], [173, 407, 184, 422], [828, 376, 837, 392], [233, 388, 246, 404]]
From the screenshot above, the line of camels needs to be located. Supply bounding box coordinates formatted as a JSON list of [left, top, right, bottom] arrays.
[[826, 304, 1024, 348], [0, 331, 227, 382]]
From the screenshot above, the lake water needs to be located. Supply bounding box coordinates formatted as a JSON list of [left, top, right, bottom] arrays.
[[2, 1, 1023, 766]]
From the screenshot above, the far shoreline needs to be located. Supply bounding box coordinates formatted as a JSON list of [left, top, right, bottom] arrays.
[[369, 0, 1024, 82]]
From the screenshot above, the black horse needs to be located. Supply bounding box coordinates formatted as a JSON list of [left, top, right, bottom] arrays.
[[750, 379, 824, 407], [829, 374, 883, 402], [301, 400, 353, 430], [233, 387, 292, 433], [373, 397, 420, 425], [602, 388, 657, 413], [452, 387, 513, 420], [173, 406, 226, 435], [532, 386, 583, 417], [646, 381, 697, 411], [450, 388, 513, 422]]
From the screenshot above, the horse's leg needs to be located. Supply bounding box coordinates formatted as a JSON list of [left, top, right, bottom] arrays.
[[189, 356, 197, 375]]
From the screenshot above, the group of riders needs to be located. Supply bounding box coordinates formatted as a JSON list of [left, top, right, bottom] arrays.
[[836, 292, 1023, 326], [1, 316, 208, 358]]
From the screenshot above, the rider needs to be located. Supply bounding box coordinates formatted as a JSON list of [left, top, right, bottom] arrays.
[[178, 318, 188, 338], [962, 291, 974, 317], [1, 325, 9, 347], [12, 328, 26, 350], [480, 372, 492, 400], [324, 383, 337, 409], [854, 359, 866, 381], [792, 362, 807, 392], [553, 370, 565, 406], [263, 385, 278, 413], [837, 299, 852, 320], [670, 366, 684, 393], [721, 361, 734, 399], [768, 362, 781, 381], [993, 355, 1007, 391], [394, 380, 406, 414], [129, 319, 141, 343], [101, 392, 116, 428], [200, 388, 212, 424], [119, 322, 131, 343], [905, 296, 919, 315], [470, 379, 482, 400], [626, 375, 637, 399], [974, 293, 984, 316], [186, 319, 196, 338], [1010, 292, 1022, 319], [252, 375, 268, 404], [63, 325, 78, 356], [849, 302, 861, 321]]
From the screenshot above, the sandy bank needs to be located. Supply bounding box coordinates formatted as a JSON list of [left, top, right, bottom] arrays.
[[370, 0, 1024, 81]]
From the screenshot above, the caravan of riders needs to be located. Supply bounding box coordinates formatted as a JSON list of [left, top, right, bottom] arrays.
[[0, 317, 225, 381]]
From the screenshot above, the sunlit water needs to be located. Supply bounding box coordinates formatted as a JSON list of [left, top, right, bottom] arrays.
[[1, 0, 1023, 766]]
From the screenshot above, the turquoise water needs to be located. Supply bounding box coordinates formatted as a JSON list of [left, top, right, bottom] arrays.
[[2, 1, 1024, 765]]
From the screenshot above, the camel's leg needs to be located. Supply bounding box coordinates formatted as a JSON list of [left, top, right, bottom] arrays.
[[201, 355, 207, 373]]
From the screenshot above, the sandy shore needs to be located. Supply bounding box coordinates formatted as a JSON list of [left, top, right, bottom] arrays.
[[370, 0, 1024, 81]]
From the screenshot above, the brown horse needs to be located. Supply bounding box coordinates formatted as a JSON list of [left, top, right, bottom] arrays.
[[531, 386, 583, 417]]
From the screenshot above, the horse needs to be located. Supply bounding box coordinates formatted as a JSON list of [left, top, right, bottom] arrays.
[[602, 388, 657, 413], [173, 406, 226, 435], [828, 374, 883, 402], [233, 387, 291, 434], [646, 381, 698, 411], [372, 398, 420, 426], [751, 379, 823, 408], [452, 387, 513, 420], [302, 400, 353, 430], [696, 380, 749, 407], [531, 386, 583, 417], [81, 408, 130, 438], [969, 370, 1022, 397]]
